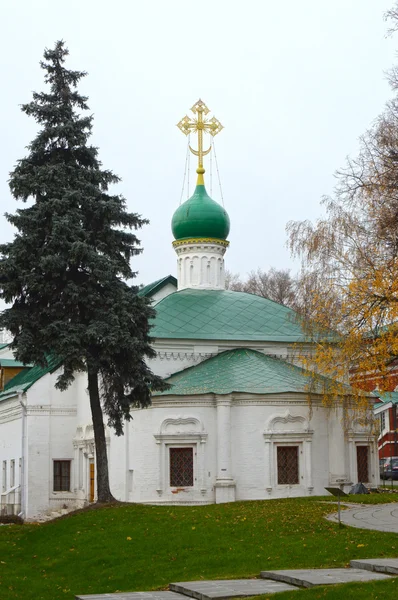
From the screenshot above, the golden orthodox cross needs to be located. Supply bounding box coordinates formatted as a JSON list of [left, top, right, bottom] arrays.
[[177, 99, 223, 183]]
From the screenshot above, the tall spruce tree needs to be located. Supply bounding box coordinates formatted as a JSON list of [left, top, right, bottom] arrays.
[[0, 41, 168, 502]]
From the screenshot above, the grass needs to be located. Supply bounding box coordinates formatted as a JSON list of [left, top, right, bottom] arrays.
[[248, 578, 398, 599], [0, 495, 397, 600]]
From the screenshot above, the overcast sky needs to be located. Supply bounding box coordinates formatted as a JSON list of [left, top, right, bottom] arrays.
[[1, 0, 397, 286]]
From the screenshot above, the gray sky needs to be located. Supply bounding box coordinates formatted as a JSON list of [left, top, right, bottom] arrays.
[[1, 0, 396, 286]]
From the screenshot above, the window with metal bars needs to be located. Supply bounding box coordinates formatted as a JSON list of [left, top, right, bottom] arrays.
[[169, 447, 194, 487], [277, 446, 299, 485], [53, 460, 71, 492]]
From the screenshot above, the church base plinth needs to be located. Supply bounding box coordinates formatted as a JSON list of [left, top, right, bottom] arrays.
[[214, 478, 236, 503]]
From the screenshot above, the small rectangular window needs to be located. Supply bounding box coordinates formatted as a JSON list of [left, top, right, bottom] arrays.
[[53, 460, 71, 492], [277, 446, 299, 485], [170, 447, 194, 487]]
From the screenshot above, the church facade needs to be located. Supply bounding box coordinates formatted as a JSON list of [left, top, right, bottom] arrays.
[[0, 101, 379, 520]]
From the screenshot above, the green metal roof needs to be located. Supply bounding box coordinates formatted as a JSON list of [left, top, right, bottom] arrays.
[[0, 355, 62, 402], [0, 343, 9, 350], [374, 392, 398, 407], [151, 289, 305, 342], [0, 358, 33, 368], [137, 275, 177, 298], [154, 348, 327, 396], [171, 184, 230, 241]]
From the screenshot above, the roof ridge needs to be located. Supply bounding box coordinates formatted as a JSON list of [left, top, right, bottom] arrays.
[[138, 275, 177, 298]]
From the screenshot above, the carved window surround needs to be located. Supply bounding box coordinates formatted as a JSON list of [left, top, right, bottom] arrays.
[[72, 424, 110, 498], [347, 429, 377, 484], [154, 417, 208, 496], [263, 410, 314, 494]]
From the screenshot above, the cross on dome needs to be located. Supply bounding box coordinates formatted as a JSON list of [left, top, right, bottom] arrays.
[[177, 99, 223, 185]]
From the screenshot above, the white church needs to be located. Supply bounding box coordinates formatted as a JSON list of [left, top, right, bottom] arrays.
[[0, 101, 378, 520]]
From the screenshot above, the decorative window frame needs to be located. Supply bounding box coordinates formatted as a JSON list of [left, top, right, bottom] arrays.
[[263, 410, 314, 493], [347, 427, 377, 484], [72, 424, 110, 500], [154, 417, 208, 496]]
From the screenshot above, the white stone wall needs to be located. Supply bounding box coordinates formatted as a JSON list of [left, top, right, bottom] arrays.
[[108, 431, 127, 502], [0, 398, 22, 504], [23, 370, 78, 520], [112, 394, 377, 505], [124, 402, 217, 504], [0, 337, 379, 518], [151, 283, 177, 305]]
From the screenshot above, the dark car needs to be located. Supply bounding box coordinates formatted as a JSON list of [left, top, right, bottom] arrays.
[[380, 457, 398, 480]]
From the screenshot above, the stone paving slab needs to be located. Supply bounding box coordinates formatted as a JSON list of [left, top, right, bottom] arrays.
[[350, 558, 398, 575], [327, 503, 398, 533], [259, 568, 391, 588], [76, 592, 189, 600], [169, 579, 297, 600]]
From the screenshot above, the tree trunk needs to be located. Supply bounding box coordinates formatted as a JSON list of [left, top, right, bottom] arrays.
[[87, 365, 115, 503]]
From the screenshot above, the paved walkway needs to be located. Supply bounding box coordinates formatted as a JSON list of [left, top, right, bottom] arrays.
[[328, 502, 398, 533]]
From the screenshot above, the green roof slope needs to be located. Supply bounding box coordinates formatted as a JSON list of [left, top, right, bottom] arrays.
[[151, 289, 305, 341], [0, 355, 62, 402], [154, 348, 323, 396], [374, 391, 398, 408]]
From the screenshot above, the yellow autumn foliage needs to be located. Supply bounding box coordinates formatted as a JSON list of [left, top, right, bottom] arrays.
[[287, 4, 398, 417]]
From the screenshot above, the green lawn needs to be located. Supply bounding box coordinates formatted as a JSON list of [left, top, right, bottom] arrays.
[[0, 496, 397, 600]]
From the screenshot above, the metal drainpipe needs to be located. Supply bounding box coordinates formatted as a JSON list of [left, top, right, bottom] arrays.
[[18, 391, 27, 520], [125, 416, 129, 502]]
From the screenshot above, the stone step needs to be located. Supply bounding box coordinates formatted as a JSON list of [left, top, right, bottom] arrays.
[[259, 568, 391, 588], [75, 560, 398, 599], [350, 558, 398, 575], [169, 579, 297, 600]]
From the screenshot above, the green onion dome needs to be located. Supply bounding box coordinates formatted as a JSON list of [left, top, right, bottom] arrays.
[[171, 183, 230, 241]]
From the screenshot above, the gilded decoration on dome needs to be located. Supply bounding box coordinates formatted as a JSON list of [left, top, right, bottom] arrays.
[[172, 237, 230, 248], [177, 99, 223, 183], [172, 100, 230, 243]]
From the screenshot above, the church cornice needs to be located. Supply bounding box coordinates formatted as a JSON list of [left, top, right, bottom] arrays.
[[0, 406, 21, 424], [27, 406, 77, 417], [143, 393, 327, 409], [157, 351, 217, 362]]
